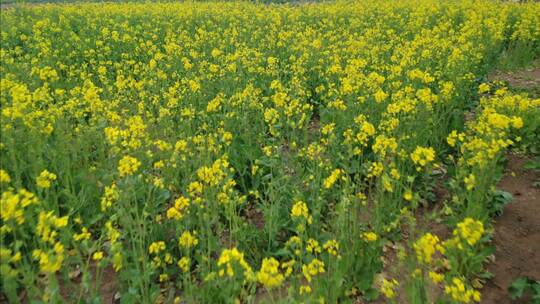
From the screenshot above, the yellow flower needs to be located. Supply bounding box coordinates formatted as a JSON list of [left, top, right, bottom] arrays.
[[153, 160, 165, 169], [323, 168, 343, 189], [367, 162, 384, 178], [167, 196, 190, 220], [207, 93, 223, 112], [118, 155, 141, 177], [453, 218, 484, 246], [403, 190, 413, 201], [36, 170, 57, 188], [178, 231, 198, 249], [390, 168, 401, 180], [92, 251, 104, 261], [413, 233, 440, 264], [196, 158, 228, 186], [36, 211, 68, 244], [290, 201, 312, 224], [410, 146, 436, 170], [322, 239, 339, 256], [188, 80, 200, 92], [429, 271, 444, 284], [447, 130, 464, 147], [149, 241, 166, 254], [380, 278, 399, 299], [256, 257, 284, 289], [361, 232, 378, 242], [374, 89, 388, 103], [302, 258, 325, 282], [211, 48, 222, 58], [444, 277, 481, 303], [100, 183, 119, 211], [306, 238, 321, 254], [178, 256, 190, 272], [159, 274, 169, 282], [464, 174, 475, 191], [382, 175, 394, 193], [1, 189, 36, 225], [217, 248, 254, 280], [511, 117, 523, 129], [281, 259, 295, 277], [478, 83, 490, 94], [0, 170, 11, 184], [74, 227, 91, 241], [112, 252, 123, 271], [299, 285, 312, 294], [32, 246, 64, 274]]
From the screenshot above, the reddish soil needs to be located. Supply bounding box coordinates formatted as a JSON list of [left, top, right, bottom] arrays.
[[482, 154, 540, 304]]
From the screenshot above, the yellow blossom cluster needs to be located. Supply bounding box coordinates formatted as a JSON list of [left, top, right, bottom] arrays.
[[413, 233, 441, 264], [217, 248, 254, 281], [118, 155, 141, 177], [444, 277, 481, 303], [36, 170, 57, 189], [256, 257, 284, 289]]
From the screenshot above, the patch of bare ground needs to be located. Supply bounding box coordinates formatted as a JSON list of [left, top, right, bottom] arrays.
[[59, 264, 119, 304], [481, 154, 540, 303], [488, 62, 540, 96], [245, 202, 266, 230]]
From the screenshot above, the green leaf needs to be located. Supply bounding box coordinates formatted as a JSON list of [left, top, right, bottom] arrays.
[[491, 190, 513, 216], [509, 277, 529, 300], [363, 287, 379, 301]]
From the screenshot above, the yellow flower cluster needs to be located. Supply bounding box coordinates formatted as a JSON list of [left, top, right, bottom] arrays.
[[323, 168, 344, 189], [167, 196, 190, 220], [36, 170, 57, 189], [302, 258, 325, 283], [322, 239, 339, 256], [100, 183, 119, 211], [361, 232, 378, 242], [197, 158, 229, 186], [0, 170, 11, 184], [1, 188, 38, 227], [32, 244, 65, 274], [444, 277, 481, 303], [217, 248, 254, 280], [178, 231, 199, 249], [256, 257, 284, 289], [410, 146, 436, 170], [73, 227, 91, 241], [380, 278, 399, 299], [413, 233, 441, 264], [446, 218, 485, 249], [452, 93, 538, 169], [149, 241, 166, 255], [290, 200, 313, 225], [118, 155, 141, 177]]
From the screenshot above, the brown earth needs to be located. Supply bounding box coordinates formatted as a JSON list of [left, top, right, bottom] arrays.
[[481, 154, 540, 304], [488, 64, 540, 96], [59, 264, 119, 304]]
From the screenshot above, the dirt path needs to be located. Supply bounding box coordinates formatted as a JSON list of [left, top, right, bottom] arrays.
[[488, 62, 540, 97], [482, 154, 540, 303]]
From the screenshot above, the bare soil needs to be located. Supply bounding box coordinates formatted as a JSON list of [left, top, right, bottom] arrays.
[[59, 265, 119, 304], [488, 64, 540, 96], [481, 154, 540, 304]]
